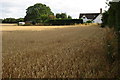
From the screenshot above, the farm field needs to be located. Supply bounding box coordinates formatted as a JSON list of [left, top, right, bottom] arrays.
[[1, 24, 117, 78]]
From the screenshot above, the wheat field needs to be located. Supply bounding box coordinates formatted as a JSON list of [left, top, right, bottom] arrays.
[[1, 24, 117, 78]]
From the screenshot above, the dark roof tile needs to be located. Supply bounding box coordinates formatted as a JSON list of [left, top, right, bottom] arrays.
[[79, 13, 100, 20]]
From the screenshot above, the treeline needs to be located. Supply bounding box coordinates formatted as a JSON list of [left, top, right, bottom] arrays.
[[1, 17, 83, 26], [2, 18, 24, 23], [1, 3, 83, 25], [24, 3, 82, 25]]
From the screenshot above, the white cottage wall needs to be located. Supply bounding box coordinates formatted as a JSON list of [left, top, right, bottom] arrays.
[[81, 15, 88, 23], [93, 14, 102, 23], [81, 15, 92, 23]]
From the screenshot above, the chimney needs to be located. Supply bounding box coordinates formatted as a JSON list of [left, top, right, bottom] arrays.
[[100, 8, 102, 14]]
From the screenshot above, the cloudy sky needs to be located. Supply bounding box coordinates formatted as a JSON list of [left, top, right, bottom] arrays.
[[0, 0, 112, 19]]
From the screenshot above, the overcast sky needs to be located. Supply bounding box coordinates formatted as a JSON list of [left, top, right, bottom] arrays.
[[0, 0, 112, 19]]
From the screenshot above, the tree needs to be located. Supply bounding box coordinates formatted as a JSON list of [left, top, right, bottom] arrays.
[[17, 18, 24, 22], [101, 11, 109, 27], [56, 13, 61, 19], [56, 13, 68, 19], [2, 18, 17, 23], [61, 13, 67, 19], [24, 3, 54, 23], [68, 15, 72, 19]]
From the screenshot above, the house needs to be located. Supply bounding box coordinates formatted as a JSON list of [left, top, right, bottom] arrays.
[[79, 8, 103, 23]]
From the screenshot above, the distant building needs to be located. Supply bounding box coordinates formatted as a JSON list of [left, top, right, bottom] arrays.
[[79, 8, 103, 23]]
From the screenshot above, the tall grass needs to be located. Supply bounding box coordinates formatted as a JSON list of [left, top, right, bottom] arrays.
[[105, 27, 118, 63], [105, 27, 119, 77]]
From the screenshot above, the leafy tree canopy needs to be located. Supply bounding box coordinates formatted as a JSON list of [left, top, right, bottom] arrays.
[[68, 15, 72, 19], [17, 18, 24, 22], [56, 13, 61, 19], [61, 13, 67, 19], [24, 3, 54, 23], [56, 13, 70, 19]]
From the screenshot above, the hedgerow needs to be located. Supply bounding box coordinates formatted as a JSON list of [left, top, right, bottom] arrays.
[[47, 19, 83, 25]]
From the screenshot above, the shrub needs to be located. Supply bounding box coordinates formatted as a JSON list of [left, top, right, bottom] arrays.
[[86, 20, 92, 23]]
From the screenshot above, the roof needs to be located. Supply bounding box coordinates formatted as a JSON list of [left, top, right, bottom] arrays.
[[79, 13, 100, 20]]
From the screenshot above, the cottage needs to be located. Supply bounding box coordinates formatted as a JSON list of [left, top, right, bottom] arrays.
[[79, 8, 103, 23]]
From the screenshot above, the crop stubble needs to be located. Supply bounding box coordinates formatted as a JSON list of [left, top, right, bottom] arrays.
[[2, 24, 114, 78]]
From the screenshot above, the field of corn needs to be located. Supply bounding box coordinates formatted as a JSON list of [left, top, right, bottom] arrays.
[[1, 24, 119, 78]]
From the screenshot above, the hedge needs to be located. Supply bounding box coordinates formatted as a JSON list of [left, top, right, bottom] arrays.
[[47, 19, 83, 25], [102, 2, 120, 59]]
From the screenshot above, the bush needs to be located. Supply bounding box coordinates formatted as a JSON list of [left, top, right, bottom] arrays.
[[86, 20, 92, 23]]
